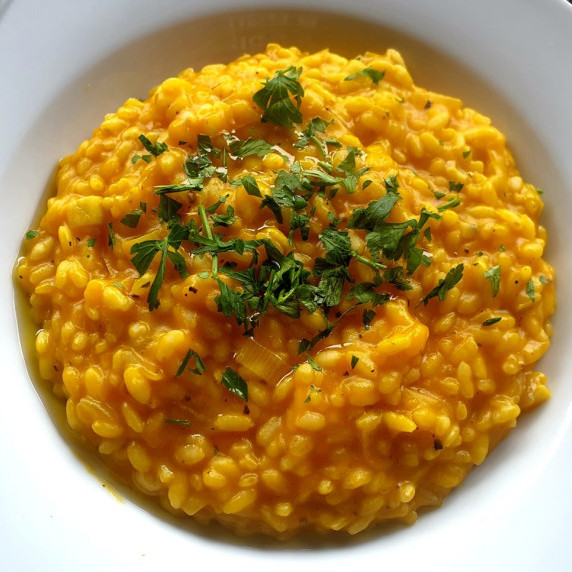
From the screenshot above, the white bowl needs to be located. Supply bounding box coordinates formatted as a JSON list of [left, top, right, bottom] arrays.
[[1, 1, 572, 570]]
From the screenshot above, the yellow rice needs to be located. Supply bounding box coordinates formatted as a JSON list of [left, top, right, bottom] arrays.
[[16, 44, 555, 538]]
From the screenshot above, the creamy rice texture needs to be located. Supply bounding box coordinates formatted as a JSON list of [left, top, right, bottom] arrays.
[[17, 44, 555, 537]]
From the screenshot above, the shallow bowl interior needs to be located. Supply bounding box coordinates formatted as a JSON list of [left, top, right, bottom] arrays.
[[2, 2, 572, 571]]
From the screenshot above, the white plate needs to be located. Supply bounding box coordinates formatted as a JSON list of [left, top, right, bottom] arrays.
[[1, 1, 572, 570]]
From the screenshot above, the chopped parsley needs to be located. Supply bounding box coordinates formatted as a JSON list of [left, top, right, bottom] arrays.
[[526, 279, 535, 302], [294, 117, 331, 151], [253, 66, 304, 127], [120, 208, 144, 228], [25, 230, 39, 240], [362, 308, 376, 329], [233, 174, 262, 197], [437, 196, 461, 212], [164, 418, 191, 426], [351, 355, 359, 369], [119, 80, 481, 358], [421, 264, 464, 305], [304, 384, 322, 402], [482, 317, 502, 326], [211, 205, 237, 228], [221, 367, 248, 401], [344, 67, 386, 84], [138, 134, 168, 157], [176, 349, 206, 376], [158, 195, 183, 223], [306, 354, 322, 371], [228, 137, 274, 159], [130, 222, 190, 310], [107, 222, 115, 248], [484, 265, 501, 297]]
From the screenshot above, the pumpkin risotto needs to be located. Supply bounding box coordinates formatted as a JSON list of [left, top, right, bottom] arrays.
[[17, 44, 555, 538]]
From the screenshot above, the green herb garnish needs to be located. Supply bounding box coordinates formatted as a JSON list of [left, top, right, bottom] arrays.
[[253, 66, 304, 127], [228, 137, 274, 158], [482, 317, 502, 326], [176, 349, 206, 376], [344, 67, 386, 84], [138, 134, 168, 157], [221, 367, 249, 401], [304, 384, 322, 402], [164, 418, 191, 426], [306, 354, 322, 371], [421, 264, 464, 305], [130, 222, 190, 310], [233, 174, 262, 197], [484, 265, 501, 297], [107, 223, 115, 248], [362, 308, 376, 329], [120, 208, 144, 228], [526, 279, 535, 302], [437, 196, 461, 211]]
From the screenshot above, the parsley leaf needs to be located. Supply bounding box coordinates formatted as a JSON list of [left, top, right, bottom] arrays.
[[138, 134, 168, 157], [448, 181, 464, 192], [228, 137, 274, 159], [337, 147, 370, 194], [107, 222, 115, 248], [347, 191, 401, 230], [211, 205, 237, 227], [289, 211, 311, 241], [155, 154, 218, 195], [25, 230, 39, 240], [294, 117, 331, 149], [348, 282, 390, 306], [304, 384, 322, 402], [482, 317, 502, 326], [130, 222, 190, 310], [362, 308, 376, 329], [344, 67, 386, 84], [233, 174, 262, 197], [437, 196, 461, 211], [306, 354, 322, 371], [484, 265, 501, 297], [253, 66, 304, 127], [164, 418, 191, 426], [120, 208, 144, 228], [421, 264, 464, 305], [526, 279, 535, 302], [176, 349, 206, 376], [221, 367, 248, 401], [158, 195, 183, 223]]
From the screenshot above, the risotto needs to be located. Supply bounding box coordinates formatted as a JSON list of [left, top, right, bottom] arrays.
[[16, 44, 555, 538]]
